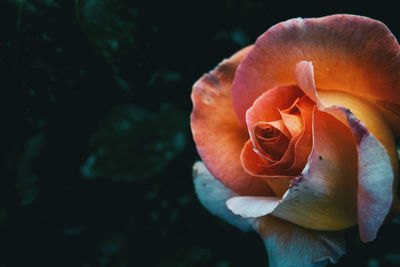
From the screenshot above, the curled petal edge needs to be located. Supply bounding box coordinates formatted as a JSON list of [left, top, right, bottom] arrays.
[[326, 107, 394, 242]]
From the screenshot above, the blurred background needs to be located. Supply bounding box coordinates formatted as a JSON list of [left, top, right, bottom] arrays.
[[3, 0, 400, 266]]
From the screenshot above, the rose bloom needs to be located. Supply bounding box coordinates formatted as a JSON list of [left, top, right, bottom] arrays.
[[190, 14, 400, 266]]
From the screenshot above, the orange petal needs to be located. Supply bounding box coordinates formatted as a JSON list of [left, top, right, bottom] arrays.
[[240, 140, 292, 196], [279, 103, 303, 138], [191, 46, 273, 196], [242, 93, 314, 173], [242, 93, 314, 197], [286, 95, 314, 172], [245, 85, 304, 127], [271, 108, 358, 230], [231, 14, 400, 132], [244, 85, 306, 172]]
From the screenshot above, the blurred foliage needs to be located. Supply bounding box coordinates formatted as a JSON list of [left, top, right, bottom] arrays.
[[3, 0, 400, 266], [81, 103, 186, 182], [75, 0, 135, 61], [15, 134, 45, 205]]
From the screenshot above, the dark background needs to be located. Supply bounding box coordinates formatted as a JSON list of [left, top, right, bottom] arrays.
[[3, 0, 400, 266]]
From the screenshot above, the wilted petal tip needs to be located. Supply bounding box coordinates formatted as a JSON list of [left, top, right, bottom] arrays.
[[289, 174, 306, 187], [346, 111, 370, 144]]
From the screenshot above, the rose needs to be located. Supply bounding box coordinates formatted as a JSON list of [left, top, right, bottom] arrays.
[[190, 14, 400, 266]]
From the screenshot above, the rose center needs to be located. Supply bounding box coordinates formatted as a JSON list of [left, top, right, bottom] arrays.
[[252, 122, 290, 162], [258, 126, 279, 139]]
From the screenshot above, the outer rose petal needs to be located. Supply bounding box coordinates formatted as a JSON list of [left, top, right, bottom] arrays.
[[319, 92, 400, 236], [255, 215, 346, 267], [326, 107, 394, 242], [192, 161, 253, 232], [191, 46, 273, 196], [318, 91, 398, 178], [231, 14, 400, 133], [226, 196, 280, 218], [271, 108, 358, 230]]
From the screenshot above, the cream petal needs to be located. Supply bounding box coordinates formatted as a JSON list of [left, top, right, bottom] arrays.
[[254, 215, 346, 267], [226, 196, 281, 218], [192, 161, 253, 232]]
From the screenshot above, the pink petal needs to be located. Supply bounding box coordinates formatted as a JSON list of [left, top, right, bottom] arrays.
[[331, 107, 394, 242], [255, 215, 346, 267], [191, 46, 273, 196], [231, 14, 400, 133]]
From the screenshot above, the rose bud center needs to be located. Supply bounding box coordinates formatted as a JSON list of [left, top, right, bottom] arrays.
[[253, 122, 290, 162]]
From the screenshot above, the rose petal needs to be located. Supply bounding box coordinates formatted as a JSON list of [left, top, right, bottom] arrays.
[[271, 108, 358, 230], [328, 107, 394, 242], [287, 96, 314, 171], [293, 61, 398, 175], [192, 161, 253, 232], [319, 95, 399, 242], [240, 140, 292, 196], [232, 14, 400, 131], [279, 105, 303, 138], [255, 215, 346, 267], [226, 196, 281, 218], [193, 162, 346, 266], [317, 92, 399, 241], [241, 138, 297, 176], [191, 46, 273, 196], [294, 61, 320, 105], [252, 122, 290, 161], [318, 91, 398, 177], [292, 61, 398, 240], [375, 100, 400, 135], [245, 85, 304, 128], [241, 93, 314, 195]]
